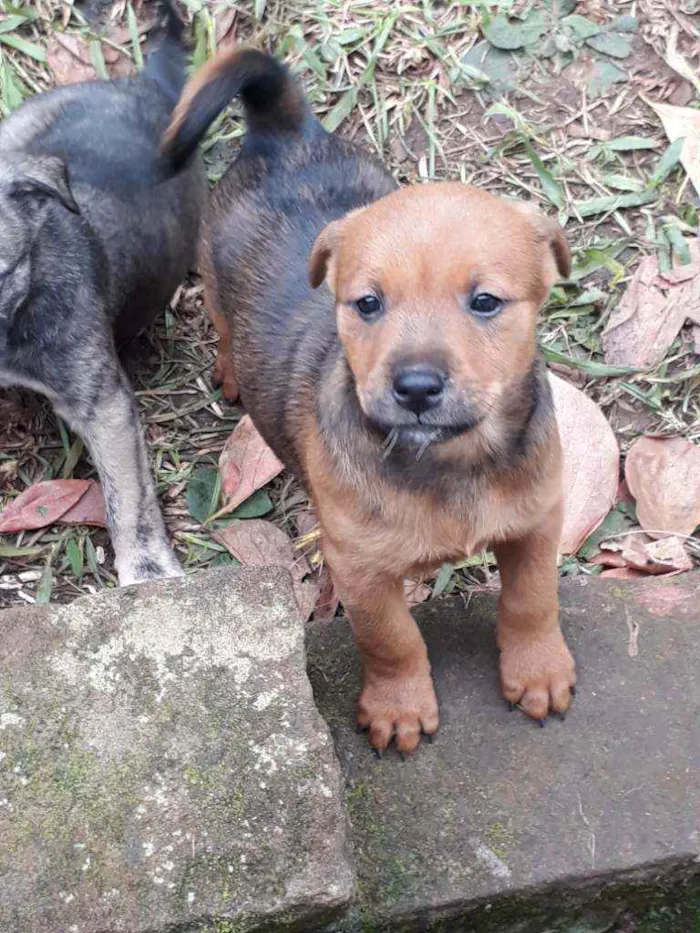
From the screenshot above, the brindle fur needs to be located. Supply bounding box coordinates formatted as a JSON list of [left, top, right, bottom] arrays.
[[0, 2, 210, 585], [165, 48, 577, 752]]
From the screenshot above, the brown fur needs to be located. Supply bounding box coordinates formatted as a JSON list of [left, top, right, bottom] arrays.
[[172, 49, 576, 752]]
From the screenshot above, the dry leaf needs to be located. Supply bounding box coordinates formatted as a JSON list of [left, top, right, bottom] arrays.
[[596, 531, 692, 574], [643, 95, 700, 198], [549, 373, 620, 554], [59, 480, 107, 527], [600, 567, 646, 579], [602, 242, 700, 368], [213, 519, 318, 621], [663, 27, 700, 98], [214, 7, 237, 44], [47, 31, 134, 86], [404, 578, 431, 608], [293, 508, 339, 621], [0, 479, 93, 533], [294, 507, 320, 544], [625, 435, 700, 537], [312, 566, 340, 622], [218, 415, 284, 515], [47, 34, 97, 85]]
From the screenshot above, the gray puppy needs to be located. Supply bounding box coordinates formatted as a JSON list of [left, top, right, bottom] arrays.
[[0, 2, 208, 585]]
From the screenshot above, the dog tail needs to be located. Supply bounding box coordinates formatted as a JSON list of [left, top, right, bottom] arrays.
[[161, 47, 312, 173], [143, 0, 187, 105]]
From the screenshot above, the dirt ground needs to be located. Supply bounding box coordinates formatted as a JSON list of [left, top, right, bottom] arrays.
[[0, 0, 698, 608]]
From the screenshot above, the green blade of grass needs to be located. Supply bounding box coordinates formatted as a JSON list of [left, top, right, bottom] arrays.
[[89, 39, 109, 80], [0, 51, 24, 112], [0, 16, 29, 35], [523, 139, 565, 209], [35, 560, 54, 605], [127, 3, 144, 70], [431, 562, 453, 598], [648, 138, 683, 189], [0, 542, 45, 558], [542, 346, 643, 377], [573, 189, 656, 218], [0, 33, 46, 61], [323, 87, 357, 133]]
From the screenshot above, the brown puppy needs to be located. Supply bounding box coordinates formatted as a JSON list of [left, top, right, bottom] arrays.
[[164, 49, 576, 753]]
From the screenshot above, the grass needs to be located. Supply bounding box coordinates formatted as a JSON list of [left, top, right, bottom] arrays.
[[0, 0, 698, 605]]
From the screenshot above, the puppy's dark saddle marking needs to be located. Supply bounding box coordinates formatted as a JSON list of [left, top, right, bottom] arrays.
[[163, 50, 552, 494]]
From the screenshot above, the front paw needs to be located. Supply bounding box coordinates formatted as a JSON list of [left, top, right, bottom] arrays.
[[499, 629, 576, 721], [357, 666, 439, 754]]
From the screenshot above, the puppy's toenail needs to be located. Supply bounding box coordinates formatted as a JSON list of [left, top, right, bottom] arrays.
[[372, 747, 383, 760], [570, 685, 577, 696], [538, 718, 547, 728]]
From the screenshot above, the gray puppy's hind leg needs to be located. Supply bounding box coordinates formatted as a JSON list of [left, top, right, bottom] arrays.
[[54, 364, 183, 586]]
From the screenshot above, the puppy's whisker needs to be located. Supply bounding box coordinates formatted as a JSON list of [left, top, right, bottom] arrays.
[[382, 427, 400, 460], [415, 430, 440, 461]]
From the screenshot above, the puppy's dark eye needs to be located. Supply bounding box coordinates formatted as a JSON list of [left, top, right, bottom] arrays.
[[353, 295, 383, 318], [469, 293, 503, 318]]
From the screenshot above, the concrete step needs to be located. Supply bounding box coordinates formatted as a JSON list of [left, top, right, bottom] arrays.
[[0, 567, 354, 933], [307, 573, 700, 933]]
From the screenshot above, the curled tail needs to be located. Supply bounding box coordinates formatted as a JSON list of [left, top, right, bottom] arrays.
[[161, 47, 312, 173]]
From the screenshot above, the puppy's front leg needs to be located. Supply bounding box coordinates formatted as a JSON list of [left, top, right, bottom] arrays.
[[55, 364, 183, 586], [494, 504, 576, 721], [326, 550, 438, 752]]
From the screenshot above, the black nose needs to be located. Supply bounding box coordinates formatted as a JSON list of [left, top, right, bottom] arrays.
[[392, 366, 446, 414]]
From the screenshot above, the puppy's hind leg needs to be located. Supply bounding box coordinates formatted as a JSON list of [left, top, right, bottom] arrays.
[[210, 305, 239, 403], [54, 361, 183, 586]]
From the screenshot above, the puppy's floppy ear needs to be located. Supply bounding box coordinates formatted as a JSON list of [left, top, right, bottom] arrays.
[[309, 205, 368, 290], [11, 155, 80, 215], [541, 215, 571, 280], [309, 218, 343, 290], [516, 202, 571, 282]]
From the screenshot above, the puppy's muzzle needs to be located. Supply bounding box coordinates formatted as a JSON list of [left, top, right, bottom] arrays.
[[392, 365, 446, 415]]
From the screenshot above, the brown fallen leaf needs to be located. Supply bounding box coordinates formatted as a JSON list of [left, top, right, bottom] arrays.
[[213, 519, 318, 622], [663, 27, 700, 99], [312, 565, 340, 622], [293, 508, 339, 621], [602, 242, 700, 368], [217, 415, 285, 517], [0, 479, 93, 533], [549, 373, 620, 555], [643, 95, 700, 198], [0, 393, 32, 434], [214, 6, 237, 45], [599, 567, 646, 580], [625, 435, 700, 537], [616, 478, 634, 506], [47, 34, 97, 85], [47, 31, 134, 87], [595, 531, 692, 575], [404, 578, 431, 608], [59, 480, 107, 527]]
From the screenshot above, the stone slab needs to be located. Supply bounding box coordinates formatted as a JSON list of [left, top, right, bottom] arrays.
[[307, 573, 700, 932], [0, 567, 354, 933]]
